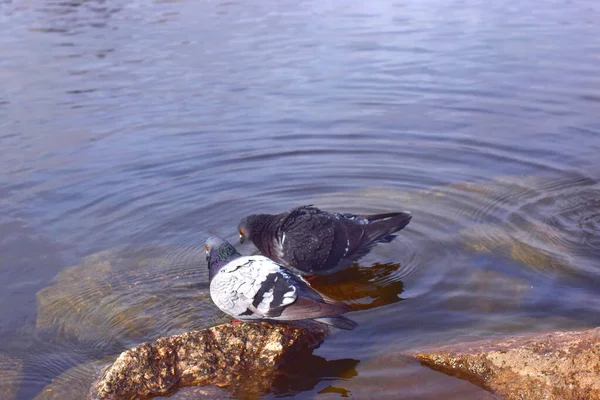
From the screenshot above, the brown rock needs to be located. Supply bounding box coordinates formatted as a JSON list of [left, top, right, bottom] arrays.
[[90, 321, 328, 400], [415, 328, 600, 400], [0, 355, 22, 400]]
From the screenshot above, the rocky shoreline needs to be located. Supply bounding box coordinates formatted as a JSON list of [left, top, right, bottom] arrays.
[[415, 327, 600, 400], [24, 323, 600, 399]]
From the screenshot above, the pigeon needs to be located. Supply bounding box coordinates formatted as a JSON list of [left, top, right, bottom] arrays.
[[205, 236, 357, 330], [237, 205, 412, 275]]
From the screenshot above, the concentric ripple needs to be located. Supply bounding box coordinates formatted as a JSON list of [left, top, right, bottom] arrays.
[[35, 244, 227, 352]]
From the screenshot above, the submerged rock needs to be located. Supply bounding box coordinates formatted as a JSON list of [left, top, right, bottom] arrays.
[[0, 355, 22, 400], [461, 223, 576, 276], [90, 322, 328, 400], [34, 358, 114, 400], [415, 328, 600, 400], [36, 246, 226, 350]]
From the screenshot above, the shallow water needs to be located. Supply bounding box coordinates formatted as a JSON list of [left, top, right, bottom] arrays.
[[1, 0, 600, 398]]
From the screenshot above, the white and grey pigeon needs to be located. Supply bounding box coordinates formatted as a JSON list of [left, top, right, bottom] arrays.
[[205, 236, 357, 330], [237, 205, 412, 276]]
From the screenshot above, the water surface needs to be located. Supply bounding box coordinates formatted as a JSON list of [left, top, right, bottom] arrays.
[[1, 0, 600, 398]]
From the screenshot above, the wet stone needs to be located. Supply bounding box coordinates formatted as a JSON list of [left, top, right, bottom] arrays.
[[36, 246, 226, 350], [415, 327, 600, 400], [90, 321, 329, 400], [461, 224, 576, 276]]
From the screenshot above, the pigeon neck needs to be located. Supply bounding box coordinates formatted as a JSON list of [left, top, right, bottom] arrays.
[[247, 214, 275, 241], [207, 244, 240, 281], [208, 260, 227, 281]]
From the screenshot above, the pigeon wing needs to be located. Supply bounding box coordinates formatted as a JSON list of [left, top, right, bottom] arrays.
[[270, 272, 351, 320], [278, 207, 336, 272], [209, 256, 298, 318]]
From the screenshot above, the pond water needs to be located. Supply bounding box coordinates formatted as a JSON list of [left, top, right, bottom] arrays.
[[1, 0, 600, 398]]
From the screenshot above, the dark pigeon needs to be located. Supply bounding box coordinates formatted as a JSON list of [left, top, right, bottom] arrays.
[[237, 205, 412, 275], [205, 236, 357, 330]]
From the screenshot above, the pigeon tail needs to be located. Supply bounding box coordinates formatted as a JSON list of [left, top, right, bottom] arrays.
[[362, 211, 412, 244], [314, 315, 358, 330]]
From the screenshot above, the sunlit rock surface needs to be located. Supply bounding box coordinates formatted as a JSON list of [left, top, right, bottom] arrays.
[[36, 246, 226, 350], [415, 328, 600, 400], [90, 322, 329, 400], [0, 355, 22, 400]]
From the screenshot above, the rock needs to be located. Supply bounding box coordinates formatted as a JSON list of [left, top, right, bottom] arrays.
[[415, 328, 600, 400], [441, 268, 530, 315], [0, 355, 22, 400], [90, 321, 329, 400], [461, 224, 576, 276], [36, 246, 227, 350]]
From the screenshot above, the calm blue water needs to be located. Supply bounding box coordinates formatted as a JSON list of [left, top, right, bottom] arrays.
[[1, 0, 600, 398]]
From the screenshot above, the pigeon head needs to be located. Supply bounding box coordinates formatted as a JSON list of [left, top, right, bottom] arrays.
[[237, 214, 269, 244], [237, 217, 251, 244], [205, 236, 240, 278]]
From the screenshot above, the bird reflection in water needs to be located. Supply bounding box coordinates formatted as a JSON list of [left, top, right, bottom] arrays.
[[219, 354, 359, 399], [272, 355, 359, 397], [307, 262, 405, 312]]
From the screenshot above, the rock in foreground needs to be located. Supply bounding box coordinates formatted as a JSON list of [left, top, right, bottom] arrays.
[[90, 322, 328, 400], [415, 328, 600, 400]]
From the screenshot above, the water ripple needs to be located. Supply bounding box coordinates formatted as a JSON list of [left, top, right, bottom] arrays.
[[2, 0, 600, 398]]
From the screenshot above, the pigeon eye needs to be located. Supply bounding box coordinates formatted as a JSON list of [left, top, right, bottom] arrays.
[[205, 244, 210, 254]]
